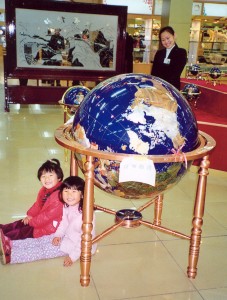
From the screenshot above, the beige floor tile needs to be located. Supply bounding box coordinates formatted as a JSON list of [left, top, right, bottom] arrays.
[[91, 242, 196, 299], [138, 292, 204, 300], [200, 287, 227, 300], [163, 236, 227, 290], [0, 259, 100, 300]]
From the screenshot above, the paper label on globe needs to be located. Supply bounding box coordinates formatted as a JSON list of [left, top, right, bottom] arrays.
[[119, 157, 156, 186]]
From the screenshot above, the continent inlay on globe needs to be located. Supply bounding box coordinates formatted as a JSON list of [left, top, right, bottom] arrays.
[[71, 74, 199, 199]]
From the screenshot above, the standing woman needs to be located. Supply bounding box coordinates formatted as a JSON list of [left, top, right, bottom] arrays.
[[151, 26, 187, 90]]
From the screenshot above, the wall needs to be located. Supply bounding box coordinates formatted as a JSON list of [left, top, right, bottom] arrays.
[[160, 0, 193, 77], [161, 0, 193, 52]]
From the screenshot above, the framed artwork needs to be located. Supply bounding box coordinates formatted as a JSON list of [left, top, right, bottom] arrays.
[[5, 0, 127, 80]]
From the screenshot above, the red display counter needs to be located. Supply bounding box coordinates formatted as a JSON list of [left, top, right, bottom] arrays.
[[181, 79, 227, 172], [181, 79, 227, 118]]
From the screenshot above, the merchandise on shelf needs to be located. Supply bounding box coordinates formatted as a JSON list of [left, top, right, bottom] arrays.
[[127, 17, 160, 64]]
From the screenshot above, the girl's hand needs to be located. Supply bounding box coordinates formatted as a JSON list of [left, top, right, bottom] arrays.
[[52, 237, 61, 246], [63, 256, 73, 267], [22, 216, 32, 225]]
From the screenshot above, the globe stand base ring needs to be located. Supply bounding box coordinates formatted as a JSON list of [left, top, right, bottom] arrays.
[[115, 209, 142, 228]]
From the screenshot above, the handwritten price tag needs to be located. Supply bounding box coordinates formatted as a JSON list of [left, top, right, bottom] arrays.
[[119, 157, 156, 186]]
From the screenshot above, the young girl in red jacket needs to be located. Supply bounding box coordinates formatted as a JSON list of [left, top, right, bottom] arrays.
[[0, 159, 64, 240], [0, 176, 96, 265]]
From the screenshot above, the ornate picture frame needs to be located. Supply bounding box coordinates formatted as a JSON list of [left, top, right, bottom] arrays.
[[5, 0, 127, 80]]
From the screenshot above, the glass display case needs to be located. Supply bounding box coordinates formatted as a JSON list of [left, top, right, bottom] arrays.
[[189, 18, 227, 67], [200, 22, 227, 65], [127, 17, 161, 63]]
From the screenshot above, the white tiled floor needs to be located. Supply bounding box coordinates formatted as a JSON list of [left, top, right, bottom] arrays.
[[0, 62, 227, 300]]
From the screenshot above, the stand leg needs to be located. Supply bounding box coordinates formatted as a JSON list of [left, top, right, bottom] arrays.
[[63, 105, 67, 123], [187, 155, 210, 278], [153, 194, 163, 226], [80, 155, 95, 287], [70, 152, 78, 176], [4, 54, 10, 112]]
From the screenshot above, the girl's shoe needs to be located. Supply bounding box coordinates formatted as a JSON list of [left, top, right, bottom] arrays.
[[0, 229, 11, 264], [0, 229, 4, 255]]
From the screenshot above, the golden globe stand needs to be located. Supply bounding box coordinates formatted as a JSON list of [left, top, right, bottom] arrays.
[[55, 125, 216, 287], [58, 100, 79, 162]]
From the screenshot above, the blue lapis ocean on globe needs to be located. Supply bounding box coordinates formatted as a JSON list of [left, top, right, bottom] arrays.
[[72, 74, 199, 199]]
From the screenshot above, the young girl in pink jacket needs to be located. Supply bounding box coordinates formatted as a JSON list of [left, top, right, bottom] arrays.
[[0, 159, 64, 240], [0, 176, 96, 266]]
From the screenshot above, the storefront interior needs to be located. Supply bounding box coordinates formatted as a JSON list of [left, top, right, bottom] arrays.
[[0, 1, 227, 299]]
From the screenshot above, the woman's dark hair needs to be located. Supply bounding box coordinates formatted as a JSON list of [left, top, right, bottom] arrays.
[[37, 158, 64, 181], [159, 26, 175, 41], [59, 176, 85, 212]]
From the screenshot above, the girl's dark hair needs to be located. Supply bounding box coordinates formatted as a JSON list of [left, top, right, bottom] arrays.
[[37, 158, 64, 181], [159, 26, 175, 41], [59, 176, 85, 212]]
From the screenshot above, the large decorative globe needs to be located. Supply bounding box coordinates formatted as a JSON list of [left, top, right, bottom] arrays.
[[71, 74, 199, 199]]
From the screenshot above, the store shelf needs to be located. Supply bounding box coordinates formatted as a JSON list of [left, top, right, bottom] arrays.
[[189, 19, 227, 65], [127, 17, 160, 63]]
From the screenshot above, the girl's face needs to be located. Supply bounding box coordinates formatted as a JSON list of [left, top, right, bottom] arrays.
[[62, 188, 82, 206], [40, 171, 60, 189], [160, 31, 175, 49]]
